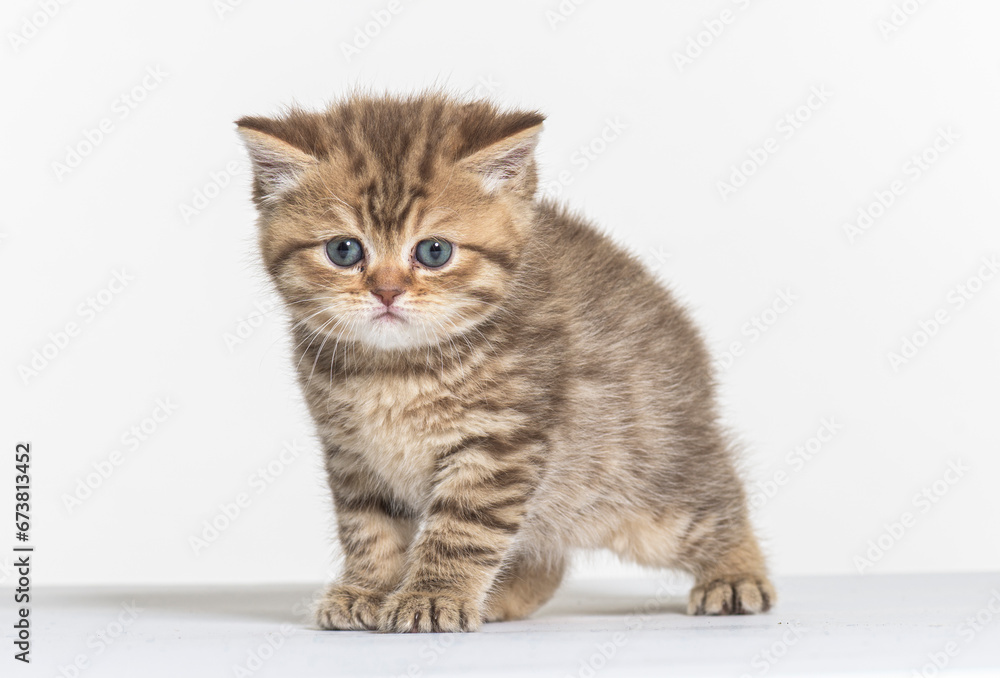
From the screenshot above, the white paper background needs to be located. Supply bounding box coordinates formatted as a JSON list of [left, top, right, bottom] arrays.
[[1, 0, 998, 585]]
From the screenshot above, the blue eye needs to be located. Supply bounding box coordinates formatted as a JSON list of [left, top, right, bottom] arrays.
[[414, 239, 453, 268], [326, 238, 364, 267]]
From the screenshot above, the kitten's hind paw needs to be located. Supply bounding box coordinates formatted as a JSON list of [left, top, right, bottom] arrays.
[[314, 584, 384, 630], [688, 575, 775, 615], [378, 590, 480, 633]]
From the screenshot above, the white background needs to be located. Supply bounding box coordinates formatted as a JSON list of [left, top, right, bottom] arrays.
[[2, 0, 998, 586]]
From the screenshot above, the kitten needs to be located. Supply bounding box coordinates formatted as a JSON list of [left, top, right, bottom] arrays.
[[237, 93, 775, 633]]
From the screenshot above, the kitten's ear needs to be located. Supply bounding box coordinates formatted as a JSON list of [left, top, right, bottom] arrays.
[[459, 121, 543, 195], [236, 116, 319, 203]]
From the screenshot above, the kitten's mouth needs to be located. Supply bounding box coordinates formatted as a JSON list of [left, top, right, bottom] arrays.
[[373, 308, 405, 324]]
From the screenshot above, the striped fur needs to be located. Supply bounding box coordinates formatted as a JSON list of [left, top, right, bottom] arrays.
[[237, 93, 775, 633]]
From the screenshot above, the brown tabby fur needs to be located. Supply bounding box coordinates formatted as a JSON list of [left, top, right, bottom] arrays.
[[236, 93, 775, 633]]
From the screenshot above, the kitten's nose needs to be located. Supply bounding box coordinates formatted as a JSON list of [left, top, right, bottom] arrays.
[[372, 288, 404, 307]]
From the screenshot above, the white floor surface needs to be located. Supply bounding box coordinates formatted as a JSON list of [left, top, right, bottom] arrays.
[[4, 573, 1000, 677]]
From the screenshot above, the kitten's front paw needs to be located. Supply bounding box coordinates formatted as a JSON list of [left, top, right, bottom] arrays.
[[378, 590, 480, 633], [315, 584, 385, 630], [688, 575, 776, 615]]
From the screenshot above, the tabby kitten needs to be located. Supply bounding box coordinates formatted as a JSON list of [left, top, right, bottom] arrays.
[[237, 93, 775, 633]]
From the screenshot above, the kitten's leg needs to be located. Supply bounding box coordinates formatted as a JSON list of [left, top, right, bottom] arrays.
[[482, 552, 566, 622], [377, 437, 542, 633], [682, 520, 776, 616], [315, 467, 416, 630]]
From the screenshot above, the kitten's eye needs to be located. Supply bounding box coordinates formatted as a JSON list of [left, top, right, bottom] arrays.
[[414, 239, 453, 268], [326, 238, 364, 267]]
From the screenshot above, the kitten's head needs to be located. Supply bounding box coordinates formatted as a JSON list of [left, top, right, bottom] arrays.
[[237, 94, 544, 352]]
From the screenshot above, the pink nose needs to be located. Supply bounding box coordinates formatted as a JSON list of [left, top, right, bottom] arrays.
[[372, 288, 404, 307]]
